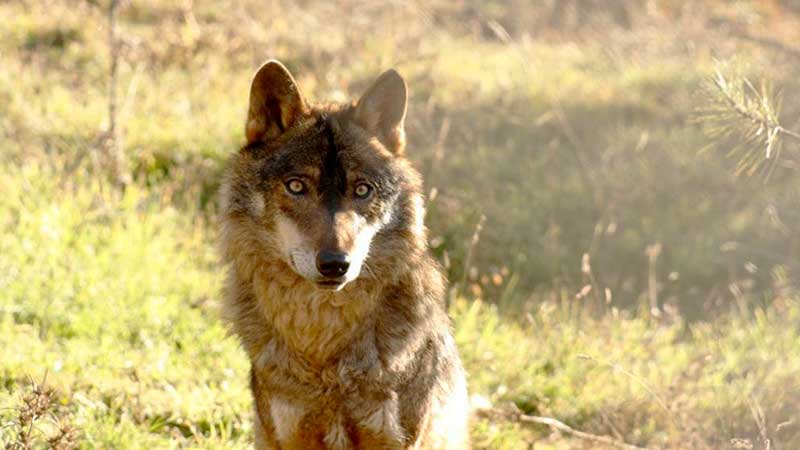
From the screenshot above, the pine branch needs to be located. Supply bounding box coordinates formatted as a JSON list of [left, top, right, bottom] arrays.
[[697, 66, 800, 177], [712, 70, 800, 148]]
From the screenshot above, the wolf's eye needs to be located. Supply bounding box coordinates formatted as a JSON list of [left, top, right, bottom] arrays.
[[285, 179, 306, 195], [354, 183, 373, 199]]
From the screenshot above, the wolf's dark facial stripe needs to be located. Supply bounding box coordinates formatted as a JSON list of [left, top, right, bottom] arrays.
[[319, 117, 347, 213]]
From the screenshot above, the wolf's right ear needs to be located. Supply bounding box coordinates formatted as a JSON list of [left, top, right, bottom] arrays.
[[245, 60, 308, 145], [353, 69, 408, 154]]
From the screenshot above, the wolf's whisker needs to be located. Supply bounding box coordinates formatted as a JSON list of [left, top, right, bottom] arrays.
[[363, 262, 377, 280]]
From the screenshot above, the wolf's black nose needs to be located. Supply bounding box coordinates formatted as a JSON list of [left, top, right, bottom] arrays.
[[316, 251, 350, 278]]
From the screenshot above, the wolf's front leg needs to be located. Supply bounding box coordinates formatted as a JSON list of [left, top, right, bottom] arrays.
[[253, 411, 278, 450]]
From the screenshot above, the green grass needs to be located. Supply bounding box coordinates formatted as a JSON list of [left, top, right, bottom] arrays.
[[3, 0, 800, 448], [0, 162, 250, 448]]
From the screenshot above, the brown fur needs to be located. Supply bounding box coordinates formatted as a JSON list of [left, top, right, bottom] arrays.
[[220, 60, 470, 449]]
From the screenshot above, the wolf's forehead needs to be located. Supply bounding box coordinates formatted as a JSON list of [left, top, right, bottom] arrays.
[[268, 146, 364, 176], [265, 132, 382, 180]]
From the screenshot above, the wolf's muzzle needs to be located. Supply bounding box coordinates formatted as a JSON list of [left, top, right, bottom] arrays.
[[316, 250, 350, 279]]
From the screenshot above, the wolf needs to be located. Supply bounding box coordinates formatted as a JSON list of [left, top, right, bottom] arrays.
[[219, 60, 470, 450]]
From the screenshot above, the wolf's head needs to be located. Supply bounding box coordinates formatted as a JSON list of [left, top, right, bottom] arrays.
[[221, 61, 427, 292]]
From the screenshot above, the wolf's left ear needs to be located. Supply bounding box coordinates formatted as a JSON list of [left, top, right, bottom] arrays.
[[353, 69, 407, 154], [246, 60, 308, 145]]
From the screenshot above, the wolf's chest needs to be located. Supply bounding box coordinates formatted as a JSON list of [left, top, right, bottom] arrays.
[[267, 392, 412, 450]]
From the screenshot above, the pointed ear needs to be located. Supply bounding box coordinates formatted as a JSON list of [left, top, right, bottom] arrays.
[[353, 69, 408, 153], [245, 60, 308, 145]]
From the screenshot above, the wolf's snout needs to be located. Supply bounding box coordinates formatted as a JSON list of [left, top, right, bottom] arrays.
[[316, 250, 350, 278]]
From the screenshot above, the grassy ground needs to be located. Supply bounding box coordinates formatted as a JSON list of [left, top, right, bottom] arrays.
[[2, 168, 798, 449], [3, 1, 800, 449]]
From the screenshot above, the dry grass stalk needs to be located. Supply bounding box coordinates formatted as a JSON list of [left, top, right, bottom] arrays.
[[580, 252, 605, 313], [2, 376, 79, 450], [459, 214, 486, 296], [103, 0, 130, 186], [578, 354, 674, 422], [645, 243, 662, 318], [474, 404, 651, 450]]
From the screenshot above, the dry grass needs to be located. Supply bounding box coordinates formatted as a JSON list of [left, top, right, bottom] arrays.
[[2, 376, 79, 450]]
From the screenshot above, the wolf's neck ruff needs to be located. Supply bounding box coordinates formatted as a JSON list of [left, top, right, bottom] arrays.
[[253, 258, 384, 364]]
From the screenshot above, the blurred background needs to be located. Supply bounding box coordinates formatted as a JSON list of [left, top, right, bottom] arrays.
[[2, 1, 800, 449]]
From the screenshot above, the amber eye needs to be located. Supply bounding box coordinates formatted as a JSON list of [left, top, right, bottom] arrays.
[[354, 183, 373, 199], [285, 179, 306, 195]]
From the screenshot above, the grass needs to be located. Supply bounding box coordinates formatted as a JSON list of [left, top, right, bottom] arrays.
[[2, 157, 799, 448], [3, 0, 800, 448], [0, 162, 249, 448]]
